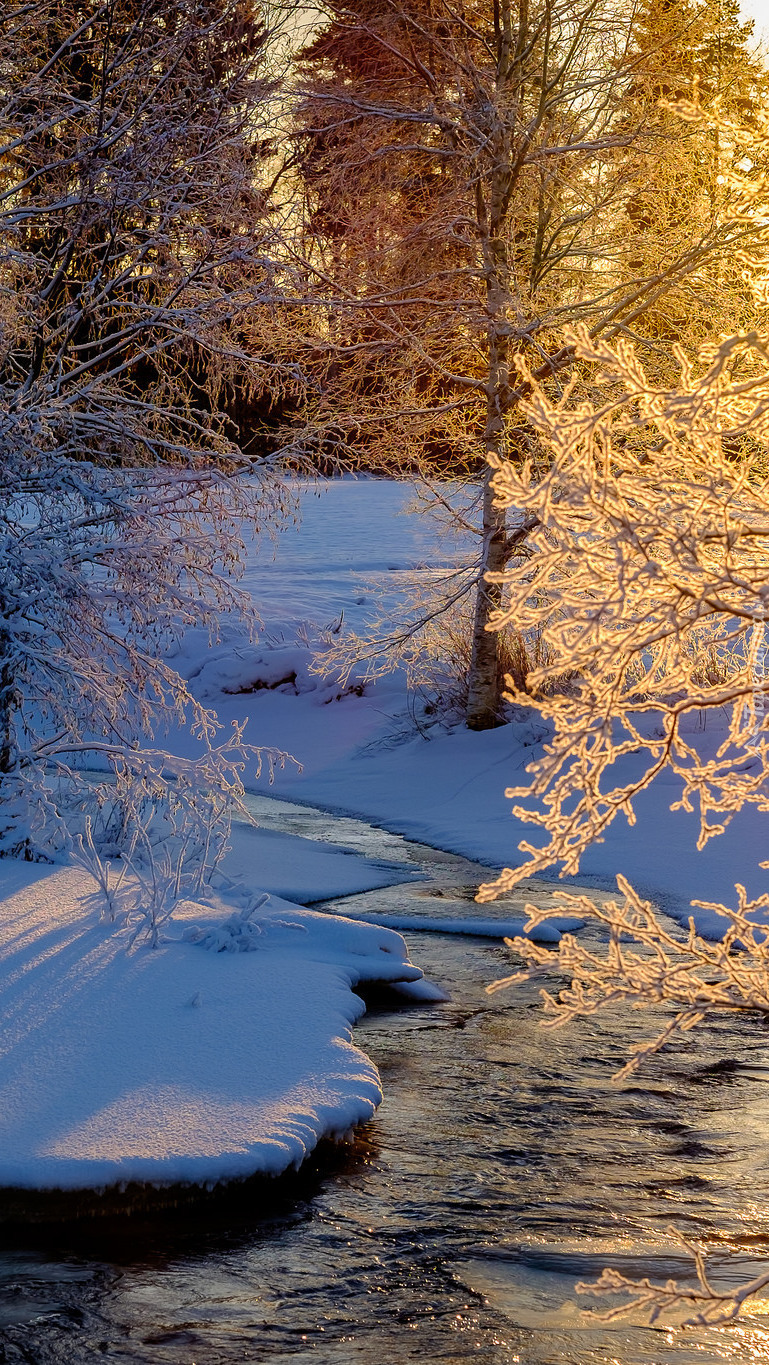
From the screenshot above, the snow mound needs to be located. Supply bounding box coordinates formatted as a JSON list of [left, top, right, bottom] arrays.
[[188, 642, 363, 706], [0, 865, 424, 1191]]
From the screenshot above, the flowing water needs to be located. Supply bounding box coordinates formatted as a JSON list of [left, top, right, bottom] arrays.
[[3, 795, 769, 1363]]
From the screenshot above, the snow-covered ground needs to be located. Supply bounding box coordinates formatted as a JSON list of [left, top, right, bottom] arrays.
[[1, 475, 765, 1193], [170, 478, 768, 937], [0, 829, 429, 1190]]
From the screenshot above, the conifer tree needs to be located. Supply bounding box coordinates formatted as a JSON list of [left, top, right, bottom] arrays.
[[608, 0, 768, 358]]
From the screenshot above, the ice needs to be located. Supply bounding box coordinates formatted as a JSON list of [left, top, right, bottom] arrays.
[[329, 910, 571, 943]]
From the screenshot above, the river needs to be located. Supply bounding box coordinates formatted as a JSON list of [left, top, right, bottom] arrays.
[[2, 794, 769, 1363]]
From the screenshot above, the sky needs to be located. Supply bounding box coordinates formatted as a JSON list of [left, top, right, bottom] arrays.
[[742, 0, 769, 40]]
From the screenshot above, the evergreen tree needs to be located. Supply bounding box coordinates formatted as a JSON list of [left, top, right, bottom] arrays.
[[608, 0, 769, 357]]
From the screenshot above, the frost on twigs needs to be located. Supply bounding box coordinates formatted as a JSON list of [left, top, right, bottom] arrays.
[[183, 893, 270, 952], [0, 0, 300, 858], [577, 1227, 769, 1328], [70, 735, 294, 948], [477, 319, 769, 900], [488, 875, 769, 1081], [478, 104, 769, 1330], [488, 879, 769, 1326]]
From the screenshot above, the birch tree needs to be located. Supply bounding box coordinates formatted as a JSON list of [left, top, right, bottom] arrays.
[[0, 0, 293, 853], [289, 0, 767, 729]]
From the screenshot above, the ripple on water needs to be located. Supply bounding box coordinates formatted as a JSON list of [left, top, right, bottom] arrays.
[[0, 794, 769, 1363]]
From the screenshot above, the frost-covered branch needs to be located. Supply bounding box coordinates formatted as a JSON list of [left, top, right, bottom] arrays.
[[577, 1227, 769, 1328], [0, 0, 303, 852], [488, 875, 769, 1079], [67, 733, 297, 944], [480, 106, 769, 1328], [479, 316, 769, 895]]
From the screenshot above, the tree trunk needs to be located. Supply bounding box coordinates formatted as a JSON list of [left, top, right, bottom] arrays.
[[466, 458, 508, 729], [466, 267, 511, 730], [465, 0, 518, 730], [0, 633, 31, 860], [0, 633, 16, 780]]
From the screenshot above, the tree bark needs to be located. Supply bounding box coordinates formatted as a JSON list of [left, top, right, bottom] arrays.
[[0, 627, 16, 781], [466, 457, 508, 729], [465, 0, 521, 730]]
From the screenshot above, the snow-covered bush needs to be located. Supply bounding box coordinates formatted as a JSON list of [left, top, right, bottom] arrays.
[[188, 635, 366, 706], [0, 766, 70, 862], [70, 740, 292, 945], [72, 819, 133, 925], [182, 892, 270, 952]]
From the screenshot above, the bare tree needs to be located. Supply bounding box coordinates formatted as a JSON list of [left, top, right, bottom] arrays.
[[479, 101, 769, 1325]]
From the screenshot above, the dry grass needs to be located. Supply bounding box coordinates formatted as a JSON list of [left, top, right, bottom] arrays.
[[410, 599, 578, 723]]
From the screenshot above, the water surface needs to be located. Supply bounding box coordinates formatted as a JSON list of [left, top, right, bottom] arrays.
[[2, 796, 769, 1363]]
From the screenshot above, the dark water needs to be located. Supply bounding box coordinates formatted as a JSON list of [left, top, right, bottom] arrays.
[[3, 796, 769, 1363]]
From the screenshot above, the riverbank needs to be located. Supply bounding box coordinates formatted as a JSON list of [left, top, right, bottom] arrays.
[[3, 854, 769, 1364], [1, 475, 763, 1196], [0, 787, 588, 1197], [167, 478, 768, 936], [0, 824, 427, 1193]]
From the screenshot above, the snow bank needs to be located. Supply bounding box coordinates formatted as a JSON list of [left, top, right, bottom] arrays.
[[0, 860, 424, 1191], [221, 820, 419, 904], [334, 910, 586, 943]]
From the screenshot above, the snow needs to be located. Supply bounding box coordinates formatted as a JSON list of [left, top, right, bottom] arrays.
[[234, 476, 468, 634], [220, 820, 418, 904], [0, 831, 425, 1190], [188, 642, 364, 706], [167, 479, 767, 938], [277, 721, 769, 938], [4, 474, 766, 1192]]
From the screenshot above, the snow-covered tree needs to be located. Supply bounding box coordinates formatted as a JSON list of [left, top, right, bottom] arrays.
[[287, 0, 769, 730], [480, 99, 769, 1323], [0, 0, 294, 854]]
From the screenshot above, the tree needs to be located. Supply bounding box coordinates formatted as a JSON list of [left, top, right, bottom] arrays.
[[289, 0, 769, 730], [478, 100, 769, 1324], [605, 0, 768, 359], [0, 0, 292, 853]]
